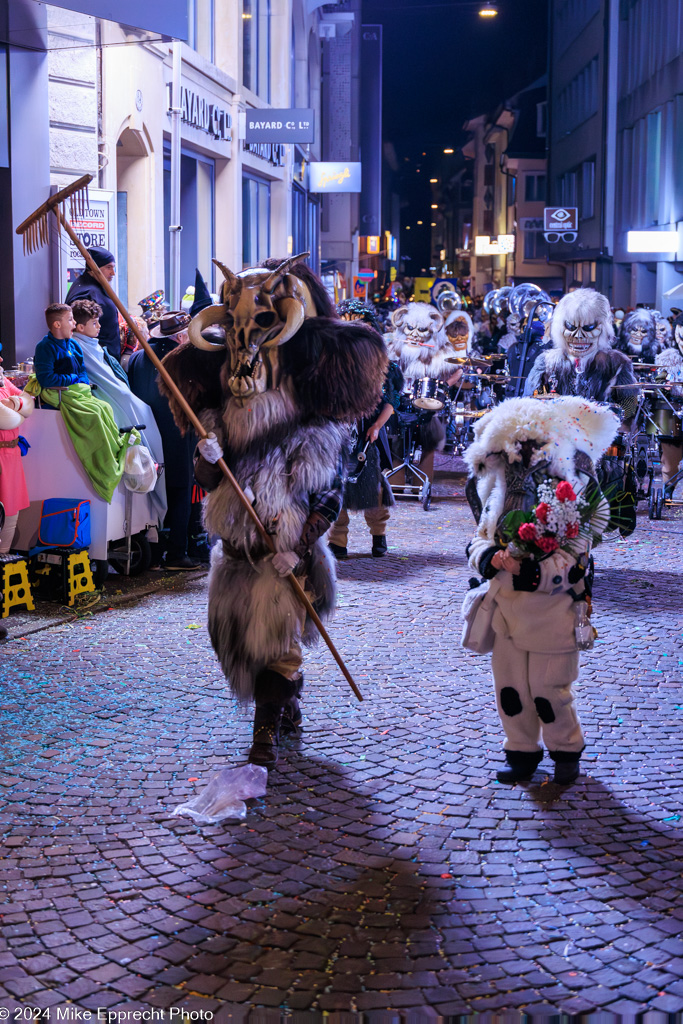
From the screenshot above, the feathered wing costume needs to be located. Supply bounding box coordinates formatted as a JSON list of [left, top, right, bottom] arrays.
[[160, 256, 386, 766], [464, 396, 616, 784]]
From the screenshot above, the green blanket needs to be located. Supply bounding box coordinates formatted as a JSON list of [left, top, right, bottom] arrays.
[[26, 379, 139, 503]]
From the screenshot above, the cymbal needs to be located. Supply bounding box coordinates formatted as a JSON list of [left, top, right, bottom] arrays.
[[478, 373, 511, 382], [632, 362, 658, 370], [611, 381, 672, 389], [445, 354, 498, 366]]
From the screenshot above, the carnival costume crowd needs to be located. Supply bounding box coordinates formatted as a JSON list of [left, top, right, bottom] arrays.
[[2, 247, 682, 786]]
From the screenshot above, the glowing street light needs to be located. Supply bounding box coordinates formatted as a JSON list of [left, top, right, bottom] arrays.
[[431, 204, 438, 209], [478, 2, 498, 17], [429, 178, 438, 183], [443, 148, 454, 154]]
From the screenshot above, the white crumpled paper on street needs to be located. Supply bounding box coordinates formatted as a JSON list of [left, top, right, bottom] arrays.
[[173, 764, 268, 824]]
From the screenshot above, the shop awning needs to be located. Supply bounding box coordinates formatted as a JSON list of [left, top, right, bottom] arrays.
[[47, 0, 187, 40]]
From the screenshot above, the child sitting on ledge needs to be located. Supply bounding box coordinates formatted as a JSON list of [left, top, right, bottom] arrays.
[[29, 303, 138, 503]]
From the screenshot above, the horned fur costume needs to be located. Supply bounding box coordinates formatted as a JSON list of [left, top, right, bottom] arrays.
[[160, 256, 386, 767], [464, 396, 615, 785], [654, 314, 683, 489]]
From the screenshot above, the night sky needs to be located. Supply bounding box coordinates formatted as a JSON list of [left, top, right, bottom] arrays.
[[362, 0, 549, 270]]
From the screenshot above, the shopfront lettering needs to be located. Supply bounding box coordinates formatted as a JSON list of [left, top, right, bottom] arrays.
[[242, 140, 286, 167], [166, 83, 232, 142]]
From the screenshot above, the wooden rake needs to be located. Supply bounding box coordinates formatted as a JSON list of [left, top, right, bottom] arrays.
[[17, 173, 363, 702]]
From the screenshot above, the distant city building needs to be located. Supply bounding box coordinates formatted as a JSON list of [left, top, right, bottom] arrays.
[[548, 0, 683, 310]]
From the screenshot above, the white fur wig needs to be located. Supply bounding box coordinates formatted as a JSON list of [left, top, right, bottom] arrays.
[[464, 396, 619, 562], [385, 302, 456, 379], [550, 289, 614, 353]]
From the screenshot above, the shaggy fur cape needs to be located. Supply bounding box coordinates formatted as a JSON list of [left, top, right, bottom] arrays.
[[655, 345, 683, 397], [160, 310, 387, 702], [525, 347, 638, 406], [464, 397, 619, 571]]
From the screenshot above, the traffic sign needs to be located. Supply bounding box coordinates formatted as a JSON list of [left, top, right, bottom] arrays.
[[544, 207, 578, 232], [357, 269, 376, 280], [353, 277, 367, 298]]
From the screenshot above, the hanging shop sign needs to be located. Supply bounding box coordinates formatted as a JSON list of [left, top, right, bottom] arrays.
[[544, 207, 578, 232], [474, 234, 515, 256], [166, 83, 232, 142], [353, 277, 367, 299], [310, 162, 362, 193], [245, 108, 315, 144]]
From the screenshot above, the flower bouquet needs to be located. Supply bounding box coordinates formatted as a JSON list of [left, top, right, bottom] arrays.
[[499, 477, 605, 560]]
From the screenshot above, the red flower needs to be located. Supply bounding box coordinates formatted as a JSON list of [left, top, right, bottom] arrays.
[[535, 502, 550, 524], [565, 523, 579, 538], [518, 522, 539, 542], [555, 481, 576, 502], [537, 535, 559, 553]]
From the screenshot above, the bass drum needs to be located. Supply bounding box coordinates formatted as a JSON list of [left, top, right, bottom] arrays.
[[647, 399, 682, 440], [411, 377, 448, 411]]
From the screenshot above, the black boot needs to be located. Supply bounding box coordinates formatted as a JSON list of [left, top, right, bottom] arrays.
[[281, 675, 303, 736], [549, 750, 582, 786], [248, 669, 300, 769], [328, 542, 347, 560], [496, 749, 543, 785], [371, 535, 387, 557]]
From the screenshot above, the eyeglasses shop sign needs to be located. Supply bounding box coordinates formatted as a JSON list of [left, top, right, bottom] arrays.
[[310, 162, 362, 193], [245, 108, 314, 144]]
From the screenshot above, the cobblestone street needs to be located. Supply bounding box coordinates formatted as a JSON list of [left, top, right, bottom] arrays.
[[1, 476, 683, 1020]]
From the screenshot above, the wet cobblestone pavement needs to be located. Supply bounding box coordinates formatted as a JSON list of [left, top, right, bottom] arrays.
[[1, 480, 683, 1020]]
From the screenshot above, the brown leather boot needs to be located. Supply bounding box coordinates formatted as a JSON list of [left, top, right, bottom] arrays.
[[248, 669, 300, 769]]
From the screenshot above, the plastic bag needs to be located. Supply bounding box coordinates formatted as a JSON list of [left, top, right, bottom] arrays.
[[123, 444, 157, 493], [172, 764, 268, 824]]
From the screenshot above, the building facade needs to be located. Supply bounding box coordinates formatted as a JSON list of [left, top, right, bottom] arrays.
[[2, 0, 361, 363], [460, 78, 561, 296], [548, 0, 683, 311]]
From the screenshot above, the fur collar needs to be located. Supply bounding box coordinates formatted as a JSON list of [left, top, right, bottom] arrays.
[[464, 396, 619, 485]]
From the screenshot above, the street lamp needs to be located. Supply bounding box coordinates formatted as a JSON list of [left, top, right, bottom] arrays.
[[443, 148, 454, 154], [478, 2, 498, 17]]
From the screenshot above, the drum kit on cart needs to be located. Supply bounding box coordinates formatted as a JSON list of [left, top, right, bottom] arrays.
[[608, 365, 683, 522]]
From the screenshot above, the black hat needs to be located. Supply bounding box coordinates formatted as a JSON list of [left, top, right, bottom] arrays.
[[149, 311, 191, 338], [87, 246, 116, 268], [190, 269, 213, 317]]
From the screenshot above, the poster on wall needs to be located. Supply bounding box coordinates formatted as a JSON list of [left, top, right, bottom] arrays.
[[55, 188, 117, 299]]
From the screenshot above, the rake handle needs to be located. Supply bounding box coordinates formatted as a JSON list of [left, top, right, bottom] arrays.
[[53, 206, 363, 702]]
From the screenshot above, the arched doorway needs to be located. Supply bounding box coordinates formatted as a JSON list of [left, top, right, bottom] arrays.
[[116, 125, 153, 310]]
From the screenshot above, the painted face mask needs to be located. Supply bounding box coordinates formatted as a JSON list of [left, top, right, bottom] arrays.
[[187, 254, 313, 404], [562, 319, 601, 360]]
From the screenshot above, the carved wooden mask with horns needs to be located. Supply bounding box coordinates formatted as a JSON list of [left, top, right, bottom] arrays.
[[187, 253, 314, 404]]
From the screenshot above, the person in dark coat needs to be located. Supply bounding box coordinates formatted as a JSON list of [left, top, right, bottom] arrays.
[[65, 246, 121, 361], [127, 311, 199, 570]]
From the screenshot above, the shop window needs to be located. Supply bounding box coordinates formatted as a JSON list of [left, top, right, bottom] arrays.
[[524, 229, 545, 261], [581, 158, 595, 219], [524, 173, 546, 203], [163, 144, 215, 299], [243, 174, 270, 267], [243, 0, 271, 101], [188, 0, 214, 63]]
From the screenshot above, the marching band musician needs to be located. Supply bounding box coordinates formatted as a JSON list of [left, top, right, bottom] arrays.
[[654, 311, 683, 495]]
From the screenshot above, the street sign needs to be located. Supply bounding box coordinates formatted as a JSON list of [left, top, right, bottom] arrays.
[[310, 162, 362, 193], [245, 108, 315, 144], [357, 269, 376, 280], [353, 277, 367, 299], [366, 236, 380, 254], [474, 234, 515, 255], [544, 207, 578, 232]]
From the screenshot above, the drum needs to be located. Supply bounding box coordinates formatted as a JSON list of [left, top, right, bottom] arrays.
[[411, 377, 448, 411], [647, 400, 683, 439]]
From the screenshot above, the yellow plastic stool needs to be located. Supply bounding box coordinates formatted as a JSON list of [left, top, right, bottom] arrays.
[[1, 557, 35, 617], [64, 551, 95, 607]]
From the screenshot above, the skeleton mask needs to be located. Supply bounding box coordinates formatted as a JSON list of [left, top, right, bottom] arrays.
[[187, 254, 313, 404], [562, 318, 602, 360]]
